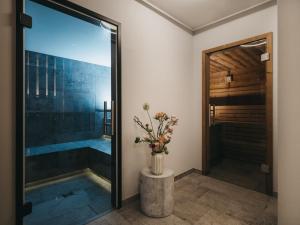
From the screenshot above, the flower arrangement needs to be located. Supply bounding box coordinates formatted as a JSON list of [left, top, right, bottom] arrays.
[[134, 103, 178, 155]]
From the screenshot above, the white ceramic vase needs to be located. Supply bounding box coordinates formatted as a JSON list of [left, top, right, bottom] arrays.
[[151, 152, 164, 175]]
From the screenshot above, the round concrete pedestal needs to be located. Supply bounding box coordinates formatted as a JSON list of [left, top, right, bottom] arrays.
[[140, 167, 174, 217]]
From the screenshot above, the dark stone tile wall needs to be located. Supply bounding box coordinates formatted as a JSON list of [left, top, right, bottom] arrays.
[[25, 51, 111, 147], [26, 148, 88, 182], [88, 149, 111, 180], [26, 148, 111, 183]]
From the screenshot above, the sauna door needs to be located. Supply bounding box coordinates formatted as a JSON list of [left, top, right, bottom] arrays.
[[16, 1, 122, 224], [202, 33, 273, 195]]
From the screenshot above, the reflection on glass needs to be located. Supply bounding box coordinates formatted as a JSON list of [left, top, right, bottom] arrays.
[[208, 40, 268, 193], [24, 1, 115, 224]]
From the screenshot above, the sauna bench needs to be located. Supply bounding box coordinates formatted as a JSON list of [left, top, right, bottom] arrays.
[[25, 138, 112, 183], [25, 138, 111, 156]]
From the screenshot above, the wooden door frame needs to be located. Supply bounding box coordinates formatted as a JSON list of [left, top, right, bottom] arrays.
[[202, 32, 273, 195]]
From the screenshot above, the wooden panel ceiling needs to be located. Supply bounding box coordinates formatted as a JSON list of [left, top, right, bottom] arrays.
[[209, 42, 266, 98], [209, 44, 265, 74]]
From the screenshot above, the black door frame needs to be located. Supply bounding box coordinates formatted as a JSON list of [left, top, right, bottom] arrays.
[[16, 0, 122, 224]]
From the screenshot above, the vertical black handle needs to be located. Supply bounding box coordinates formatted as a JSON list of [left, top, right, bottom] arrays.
[[111, 100, 115, 135]]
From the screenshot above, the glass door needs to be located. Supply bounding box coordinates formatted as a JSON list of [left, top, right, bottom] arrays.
[[18, 1, 121, 225], [207, 40, 268, 193]]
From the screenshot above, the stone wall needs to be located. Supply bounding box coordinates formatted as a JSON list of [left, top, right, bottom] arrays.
[[25, 50, 111, 147]]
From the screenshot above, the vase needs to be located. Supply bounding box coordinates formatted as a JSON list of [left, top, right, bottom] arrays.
[[151, 152, 164, 175]]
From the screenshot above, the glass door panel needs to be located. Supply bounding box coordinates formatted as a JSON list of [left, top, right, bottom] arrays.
[[208, 40, 268, 193], [23, 1, 118, 224]]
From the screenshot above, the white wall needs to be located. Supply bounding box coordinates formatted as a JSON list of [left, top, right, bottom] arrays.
[[70, 0, 196, 200], [192, 5, 278, 192], [278, 0, 300, 224], [0, 1, 195, 224], [0, 0, 15, 224], [0, 0, 280, 224]]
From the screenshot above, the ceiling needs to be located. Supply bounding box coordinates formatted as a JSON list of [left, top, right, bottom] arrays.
[[209, 42, 267, 99], [137, 0, 276, 34], [210, 42, 266, 74]]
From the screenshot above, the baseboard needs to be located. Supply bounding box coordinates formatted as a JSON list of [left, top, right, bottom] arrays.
[[122, 193, 140, 206], [192, 168, 203, 175], [122, 168, 202, 205], [174, 168, 193, 181], [174, 168, 203, 181]]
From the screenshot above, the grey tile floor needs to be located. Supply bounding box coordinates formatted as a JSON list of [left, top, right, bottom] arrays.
[[24, 173, 112, 225], [88, 173, 277, 225], [208, 158, 266, 193]]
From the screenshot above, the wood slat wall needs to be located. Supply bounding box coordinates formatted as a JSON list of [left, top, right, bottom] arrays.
[[209, 45, 267, 164], [220, 123, 266, 163], [210, 69, 265, 98], [209, 45, 265, 73], [210, 104, 267, 163], [213, 105, 266, 124]]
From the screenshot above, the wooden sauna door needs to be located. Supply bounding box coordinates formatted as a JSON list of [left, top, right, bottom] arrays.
[[202, 33, 273, 195]]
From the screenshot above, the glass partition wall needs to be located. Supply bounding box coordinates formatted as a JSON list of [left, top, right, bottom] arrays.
[[18, 1, 121, 225]]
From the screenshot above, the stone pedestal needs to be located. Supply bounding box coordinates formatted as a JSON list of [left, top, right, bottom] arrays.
[[140, 167, 174, 217]]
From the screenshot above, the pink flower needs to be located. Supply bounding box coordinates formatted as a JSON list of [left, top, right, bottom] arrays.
[[168, 128, 173, 134], [171, 116, 178, 125], [158, 135, 166, 144], [154, 112, 167, 120]]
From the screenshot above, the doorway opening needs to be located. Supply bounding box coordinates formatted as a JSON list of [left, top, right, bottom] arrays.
[[202, 33, 273, 194], [16, 0, 122, 225]]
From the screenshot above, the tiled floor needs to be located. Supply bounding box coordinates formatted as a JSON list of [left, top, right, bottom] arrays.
[[88, 173, 277, 225], [208, 158, 266, 193], [24, 172, 112, 225]]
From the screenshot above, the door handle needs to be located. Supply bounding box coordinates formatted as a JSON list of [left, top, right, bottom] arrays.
[[209, 104, 215, 127], [111, 100, 115, 135], [209, 104, 211, 127]]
